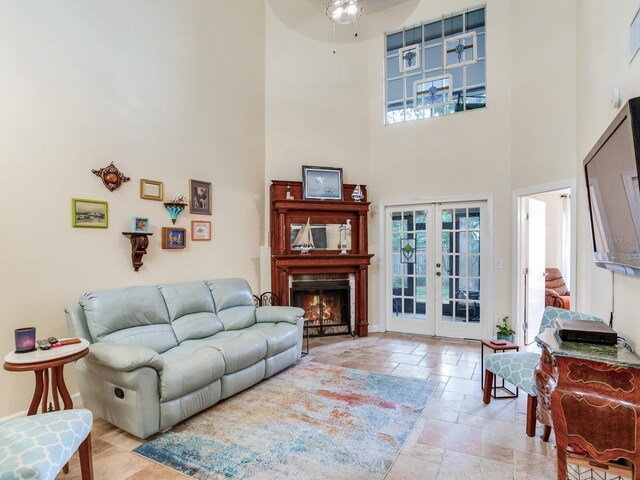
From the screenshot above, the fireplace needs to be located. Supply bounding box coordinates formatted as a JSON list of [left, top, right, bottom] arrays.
[[291, 280, 351, 337], [269, 180, 373, 336]]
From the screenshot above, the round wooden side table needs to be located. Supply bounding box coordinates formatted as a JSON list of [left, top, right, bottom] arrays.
[[4, 339, 89, 415]]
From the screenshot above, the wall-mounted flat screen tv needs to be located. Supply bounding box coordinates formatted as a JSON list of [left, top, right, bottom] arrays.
[[584, 97, 640, 276]]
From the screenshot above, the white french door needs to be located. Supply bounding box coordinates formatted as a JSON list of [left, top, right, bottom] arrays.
[[385, 205, 436, 335], [385, 201, 489, 339]]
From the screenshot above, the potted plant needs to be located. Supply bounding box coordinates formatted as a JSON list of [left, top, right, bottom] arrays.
[[496, 316, 516, 343]]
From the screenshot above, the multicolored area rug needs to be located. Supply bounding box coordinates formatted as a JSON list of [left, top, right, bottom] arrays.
[[134, 362, 436, 480]]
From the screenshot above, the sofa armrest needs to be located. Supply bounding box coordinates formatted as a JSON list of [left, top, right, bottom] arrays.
[[545, 288, 560, 298], [256, 306, 304, 324], [86, 343, 165, 373]]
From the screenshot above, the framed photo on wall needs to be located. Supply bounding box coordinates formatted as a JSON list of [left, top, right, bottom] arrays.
[[191, 220, 211, 241], [71, 198, 108, 228], [190, 180, 212, 215], [140, 179, 163, 201], [302, 166, 343, 201], [131, 217, 150, 233], [162, 227, 186, 249]]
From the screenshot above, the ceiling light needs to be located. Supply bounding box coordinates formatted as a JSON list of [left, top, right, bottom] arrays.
[[327, 0, 362, 25]]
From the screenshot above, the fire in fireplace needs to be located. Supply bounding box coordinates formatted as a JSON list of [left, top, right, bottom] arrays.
[[290, 280, 351, 337]]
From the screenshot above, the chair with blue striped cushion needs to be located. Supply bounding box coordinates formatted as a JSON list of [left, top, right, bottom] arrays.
[[0, 409, 93, 480], [482, 307, 602, 440]]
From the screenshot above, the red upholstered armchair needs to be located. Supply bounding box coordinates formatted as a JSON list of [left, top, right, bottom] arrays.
[[545, 268, 570, 309]]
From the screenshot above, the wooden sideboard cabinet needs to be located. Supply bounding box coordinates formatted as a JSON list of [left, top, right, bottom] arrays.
[[535, 328, 640, 479]]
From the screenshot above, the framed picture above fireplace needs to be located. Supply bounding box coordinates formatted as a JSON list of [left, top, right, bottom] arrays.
[[302, 166, 343, 201]]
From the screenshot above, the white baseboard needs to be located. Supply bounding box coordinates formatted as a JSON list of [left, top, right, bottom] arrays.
[[368, 325, 382, 333], [0, 392, 84, 422]]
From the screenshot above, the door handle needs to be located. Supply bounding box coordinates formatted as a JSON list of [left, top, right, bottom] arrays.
[[436, 263, 441, 268], [436, 272, 442, 277]]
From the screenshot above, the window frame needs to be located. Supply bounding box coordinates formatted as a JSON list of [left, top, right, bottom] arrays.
[[384, 5, 487, 125]]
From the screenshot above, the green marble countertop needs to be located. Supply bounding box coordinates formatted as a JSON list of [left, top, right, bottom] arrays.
[[536, 328, 640, 368]]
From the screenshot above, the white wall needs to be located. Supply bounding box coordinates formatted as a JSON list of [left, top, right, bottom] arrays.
[[576, 0, 640, 348], [0, 0, 265, 417], [265, 0, 371, 201], [530, 191, 567, 270], [265, 0, 578, 337], [510, 2, 577, 191]]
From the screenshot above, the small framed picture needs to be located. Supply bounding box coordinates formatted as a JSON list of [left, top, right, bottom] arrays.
[[162, 227, 186, 249], [190, 180, 212, 215], [72, 198, 108, 228], [191, 220, 211, 241], [140, 179, 163, 201], [399, 45, 421, 72], [131, 217, 150, 233], [302, 166, 343, 201]]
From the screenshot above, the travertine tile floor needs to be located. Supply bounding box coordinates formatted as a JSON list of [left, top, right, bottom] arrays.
[[58, 333, 557, 480]]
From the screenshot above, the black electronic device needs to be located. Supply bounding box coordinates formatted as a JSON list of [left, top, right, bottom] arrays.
[[584, 96, 640, 278], [37, 339, 51, 350], [555, 319, 618, 345], [47, 336, 58, 344]]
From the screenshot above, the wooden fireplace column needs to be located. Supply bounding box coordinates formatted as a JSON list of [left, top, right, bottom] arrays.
[[269, 181, 373, 336]]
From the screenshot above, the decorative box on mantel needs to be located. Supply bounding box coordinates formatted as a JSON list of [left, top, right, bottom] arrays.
[[269, 180, 373, 337]]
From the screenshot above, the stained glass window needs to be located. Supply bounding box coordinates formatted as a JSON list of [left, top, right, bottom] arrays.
[[384, 7, 486, 125], [414, 74, 452, 109]]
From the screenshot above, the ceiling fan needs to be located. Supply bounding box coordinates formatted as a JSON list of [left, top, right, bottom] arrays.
[[326, 0, 363, 25]]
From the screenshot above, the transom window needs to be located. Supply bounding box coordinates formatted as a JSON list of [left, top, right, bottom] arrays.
[[384, 7, 486, 125]]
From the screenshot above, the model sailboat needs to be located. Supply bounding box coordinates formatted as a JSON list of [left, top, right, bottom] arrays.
[[292, 218, 314, 254]]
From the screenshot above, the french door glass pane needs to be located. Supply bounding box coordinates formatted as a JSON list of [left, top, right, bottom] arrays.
[[392, 233, 401, 253], [469, 255, 480, 276], [455, 301, 467, 322], [442, 206, 482, 323], [392, 254, 401, 275], [391, 208, 428, 320], [404, 212, 414, 231]]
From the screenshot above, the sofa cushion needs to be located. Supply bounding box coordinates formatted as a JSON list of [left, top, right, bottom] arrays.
[[206, 278, 255, 311], [245, 323, 299, 357], [159, 281, 224, 343], [170, 313, 225, 343], [159, 282, 216, 320], [217, 306, 256, 331], [80, 286, 177, 353], [100, 325, 177, 353], [182, 331, 267, 374], [159, 346, 225, 402]]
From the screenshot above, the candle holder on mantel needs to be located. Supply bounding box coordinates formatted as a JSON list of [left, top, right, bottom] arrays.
[[122, 232, 153, 272]]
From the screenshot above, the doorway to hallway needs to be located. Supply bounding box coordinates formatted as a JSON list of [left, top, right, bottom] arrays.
[[514, 182, 576, 345]]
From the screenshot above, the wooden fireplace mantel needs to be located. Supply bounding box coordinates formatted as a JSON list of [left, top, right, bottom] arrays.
[[269, 180, 373, 336]]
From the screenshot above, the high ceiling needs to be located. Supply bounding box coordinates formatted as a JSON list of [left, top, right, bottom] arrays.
[[270, 0, 419, 43], [304, 0, 415, 14]]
